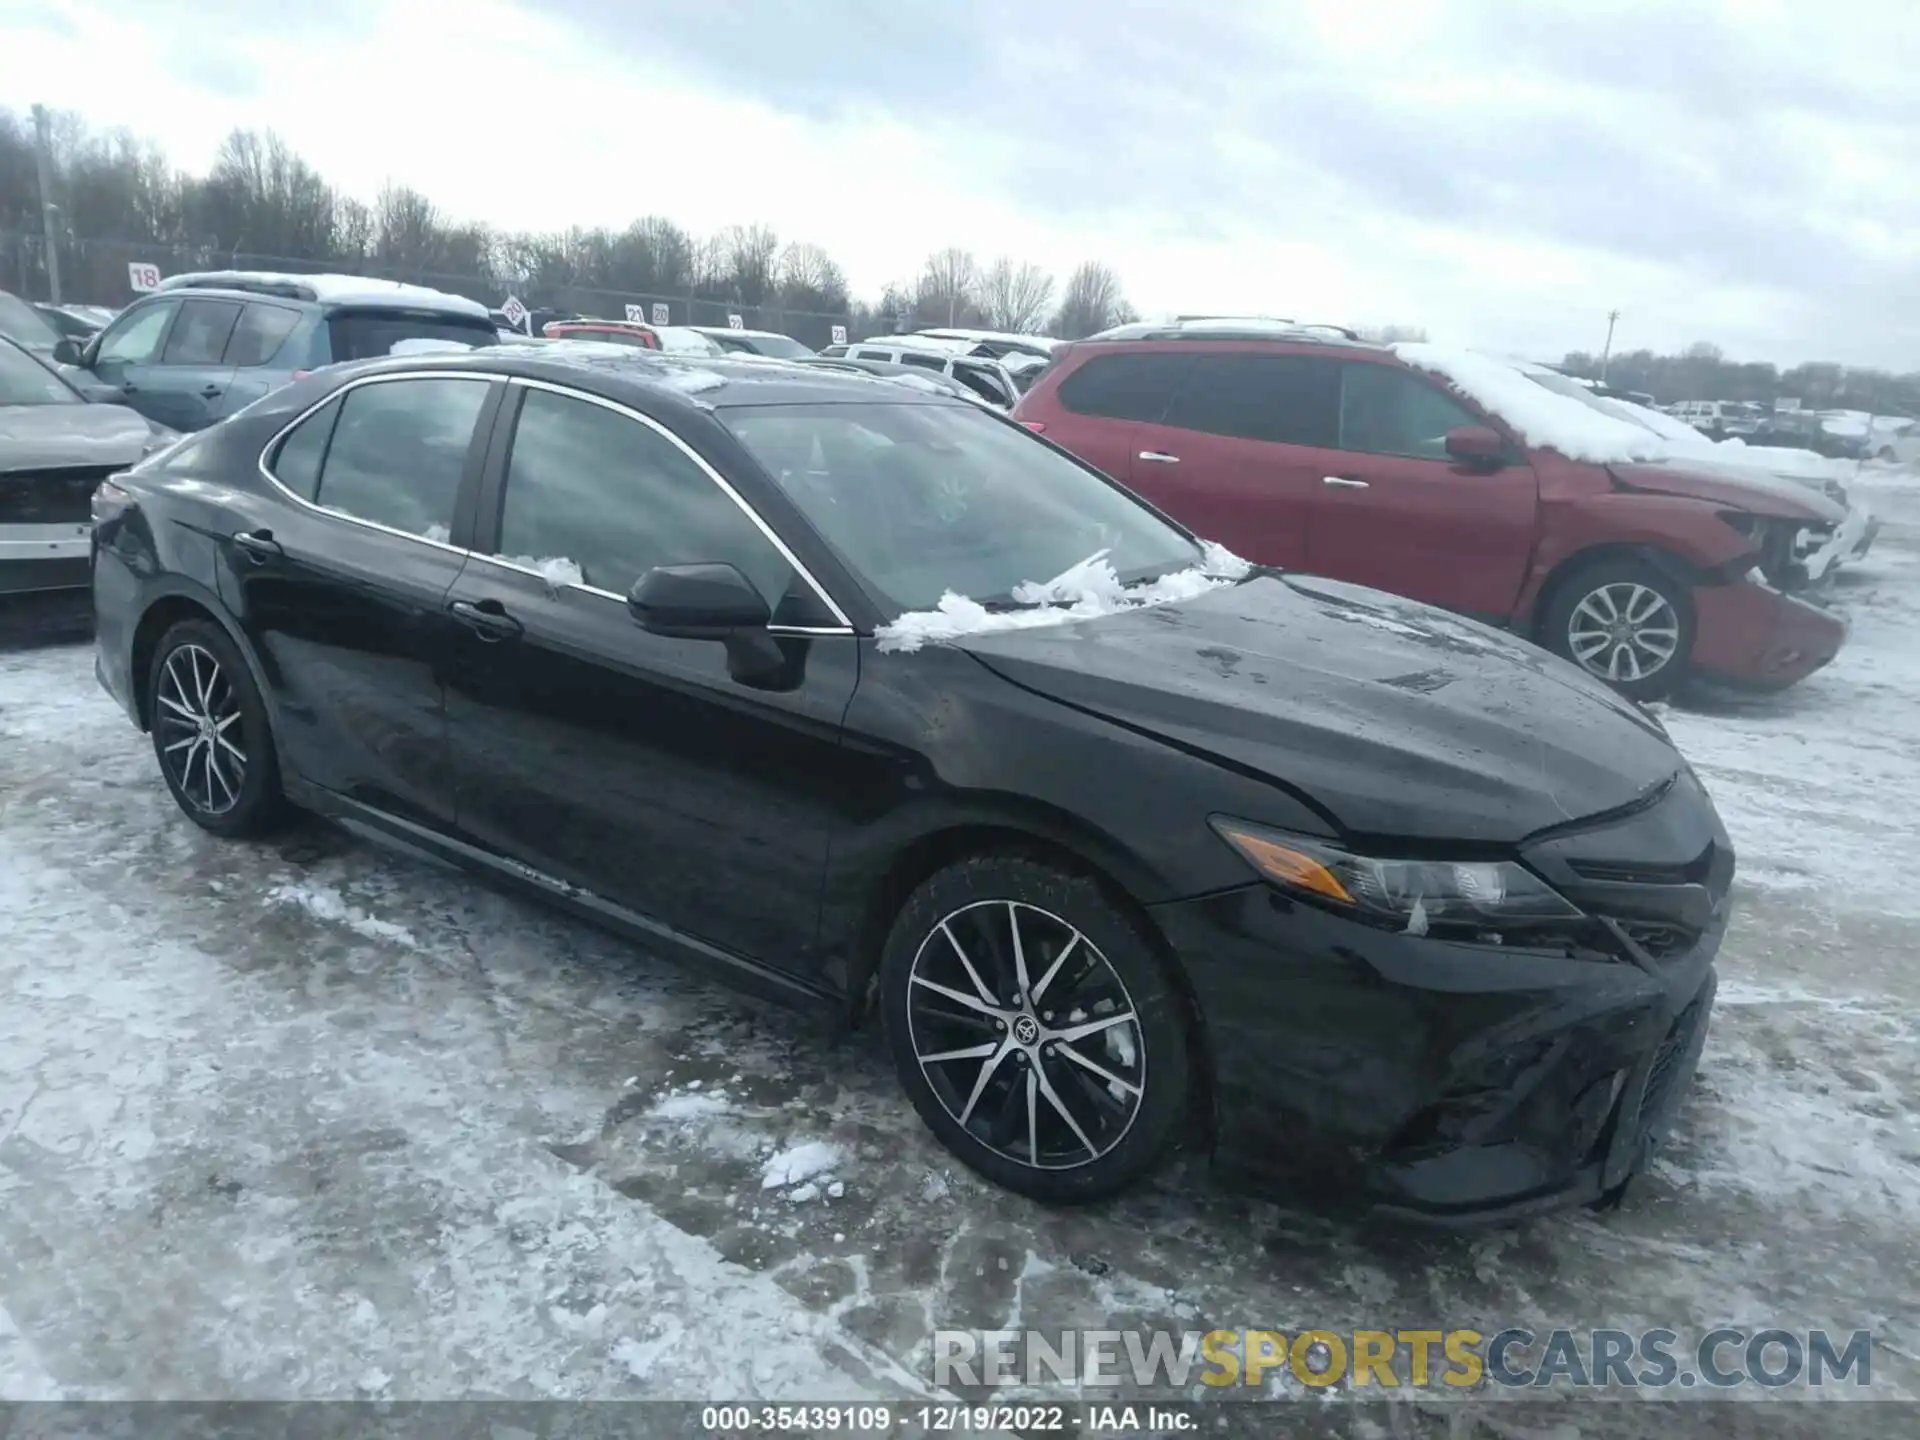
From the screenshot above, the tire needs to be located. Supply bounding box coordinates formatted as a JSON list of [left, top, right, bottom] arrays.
[[147, 618, 287, 837], [878, 852, 1191, 1203], [1541, 557, 1695, 702]]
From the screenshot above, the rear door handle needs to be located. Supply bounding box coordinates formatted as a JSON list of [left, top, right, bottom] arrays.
[[231, 528, 282, 561], [449, 598, 523, 641], [199, 384, 223, 398], [1138, 451, 1180, 464], [1321, 475, 1370, 489]]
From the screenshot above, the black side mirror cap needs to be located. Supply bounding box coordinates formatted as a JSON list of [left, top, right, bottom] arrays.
[[627, 562, 771, 640], [52, 338, 83, 366]]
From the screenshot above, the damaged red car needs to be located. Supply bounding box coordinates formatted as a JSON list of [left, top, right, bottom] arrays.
[[1014, 323, 1849, 699]]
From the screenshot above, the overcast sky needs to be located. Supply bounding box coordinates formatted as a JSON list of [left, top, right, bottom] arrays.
[[8, 0, 1916, 368]]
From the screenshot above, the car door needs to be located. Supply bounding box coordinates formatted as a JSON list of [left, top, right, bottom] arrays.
[[135, 298, 244, 431], [223, 372, 502, 829], [441, 381, 860, 976], [1123, 352, 1341, 569], [82, 299, 179, 421], [1031, 350, 1192, 484], [215, 301, 306, 417], [1301, 359, 1538, 621]]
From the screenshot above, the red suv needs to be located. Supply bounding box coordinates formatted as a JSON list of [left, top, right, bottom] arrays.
[[1014, 324, 1848, 698]]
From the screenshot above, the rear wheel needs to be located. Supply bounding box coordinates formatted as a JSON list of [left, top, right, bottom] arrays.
[[879, 853, 1191, 1203], [1542, 558, 1694, 702], [148, 619, 286, 836]]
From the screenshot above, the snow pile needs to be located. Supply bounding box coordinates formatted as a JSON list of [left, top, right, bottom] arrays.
[[265, 882, 417, 949], [875, 542, 1251, 655], [649, 1091, 733, 1122], [657, 368, 728, 396], [1393, 343, 1668, 464], [760, 1140, 842, 1190], [387, 337, 476, 357], [500, 554, 585, 588]]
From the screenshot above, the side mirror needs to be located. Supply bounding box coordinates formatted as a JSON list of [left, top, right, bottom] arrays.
[[627, 562, 771, 640], [1444, 425, 1506, 468], [52, 337, 83, 366]]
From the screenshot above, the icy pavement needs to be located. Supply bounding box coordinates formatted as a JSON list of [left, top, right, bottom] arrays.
[[2, 486, 1919, 1427]]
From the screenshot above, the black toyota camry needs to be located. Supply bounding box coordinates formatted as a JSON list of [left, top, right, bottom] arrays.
[[91, 345, 1732, 1224]]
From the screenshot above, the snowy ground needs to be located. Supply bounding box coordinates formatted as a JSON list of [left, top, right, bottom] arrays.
[[2, 475, 1919, 1431]]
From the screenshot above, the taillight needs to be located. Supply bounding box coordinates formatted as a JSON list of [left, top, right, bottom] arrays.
[[92, 477, 134, 525], [1021, 421, 1047, 434]]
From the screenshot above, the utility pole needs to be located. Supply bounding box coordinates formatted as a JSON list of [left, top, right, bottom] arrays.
[[30, 104, 63, 305], [1599, 308, 1620, 382]]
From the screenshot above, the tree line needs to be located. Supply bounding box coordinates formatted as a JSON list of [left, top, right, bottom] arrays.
[[0, 107, 1139, 341], [1562, 341, 1917, 418]]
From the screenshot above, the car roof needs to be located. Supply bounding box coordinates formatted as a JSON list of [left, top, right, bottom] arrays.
[[151, 270, 492, 319], [1081, 317, 1377, 347], [690, 325, 795, 342], [326, 341, 970, 411], [915, 328, 1060, 352], [851, 335, 975, 355]]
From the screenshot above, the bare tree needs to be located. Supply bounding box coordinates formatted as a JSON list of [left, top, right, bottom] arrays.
[[777, 241, 848, 312], [1051, 261, 1132, 339], [714, 222, 780, 305], [915, 246, 978, 326], [977, 257, 1054, 333]]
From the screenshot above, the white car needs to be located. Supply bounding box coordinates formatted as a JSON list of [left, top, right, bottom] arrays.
[[1870, 421, 1920, 466], [910, 327, 1059, 362], [842, 338, 1021, 409]]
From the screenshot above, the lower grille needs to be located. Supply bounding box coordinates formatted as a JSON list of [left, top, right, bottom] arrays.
[[0, 466, 120, 525]]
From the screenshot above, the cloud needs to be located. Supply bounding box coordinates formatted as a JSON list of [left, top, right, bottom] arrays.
[[8, 0, 1915, 368]]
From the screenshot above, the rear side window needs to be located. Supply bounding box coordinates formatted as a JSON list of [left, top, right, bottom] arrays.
[[1054, 352, 1190, 423], [899, 352, 945, 371], [1338, 362, 1479, 460], [313, 378, 490, 539], [225, 304, 303, 367], [161, 300, 242, 365], [269, 395, 342, 501], [850, 348, 893, 362], [324, 311, 498, 362], [1164, 354, 1340, 447]]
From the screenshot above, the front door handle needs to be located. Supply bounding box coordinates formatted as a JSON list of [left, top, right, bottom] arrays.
[[449, 598, 523, 641], [1321, 475, 1370, 489], [199, 384, 223, 398], [231, 528, 282, 561], [1138, 451, 1180, 464]]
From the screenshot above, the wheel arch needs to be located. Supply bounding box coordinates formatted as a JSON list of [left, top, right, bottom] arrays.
[[1527, 543, 1706, 644], [130, 581, 278, 739]]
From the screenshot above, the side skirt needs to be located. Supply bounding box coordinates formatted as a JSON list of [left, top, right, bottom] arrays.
[[286, 776, 841, 1015]]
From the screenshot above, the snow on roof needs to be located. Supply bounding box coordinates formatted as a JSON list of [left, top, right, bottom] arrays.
[[388, 337, 477, 356], [875, 543, 1251, 654], [653, 326, 726, 355], [1394, 343, 1668, 464], [154, 270, 491, 319], [854, 335, 974, 355], [914, 328, 1060, 353]]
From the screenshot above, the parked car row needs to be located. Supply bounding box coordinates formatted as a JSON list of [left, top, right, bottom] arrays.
[[91, 340, 1732, 1224]]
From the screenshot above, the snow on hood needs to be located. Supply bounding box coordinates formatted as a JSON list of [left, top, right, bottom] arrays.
[[0, 402, 164, 468], [875, 542, 1251, 653], [1393, 344, 1668, 464]]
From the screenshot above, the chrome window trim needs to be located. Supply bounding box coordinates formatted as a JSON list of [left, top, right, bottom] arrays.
[[255, 368, 502, 558], [501, 375, 856, 632]]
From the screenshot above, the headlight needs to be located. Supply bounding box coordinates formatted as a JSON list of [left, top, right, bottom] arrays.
[[1210, 818, 1582, 935]]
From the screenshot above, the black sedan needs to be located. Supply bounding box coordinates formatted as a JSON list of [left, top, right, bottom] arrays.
[[92, 345, 1731, 1223]]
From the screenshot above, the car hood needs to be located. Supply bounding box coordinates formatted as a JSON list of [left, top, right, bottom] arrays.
[[1611, 458, 1843, 522], [0, 402, 163, 469], [960, 574, 1681, 845]]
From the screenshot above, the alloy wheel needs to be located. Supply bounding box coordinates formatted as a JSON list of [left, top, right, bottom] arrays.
[[1566, 582, 1680, 684], [154, 643, 247, 815], [905, 899, 1145, 1171]]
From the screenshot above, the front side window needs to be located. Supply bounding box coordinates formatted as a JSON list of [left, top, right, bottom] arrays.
[[96, 303, 176, 365], [225, 304, 303, 367], [0, 339, 80, 405], [497, 388, 797, 608], [1164, 353, 1341, 447], [161, 299, 243, 365], [1338, 362, 1479, 459], [1054, 352, 1190, 423], [724, 401, 1199, 615], [313, 378, 490, 539]]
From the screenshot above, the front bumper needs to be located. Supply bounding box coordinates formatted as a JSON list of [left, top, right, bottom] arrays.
[[0, 524, 91, 597], [1152, 776, 1732, 1225], [1690, 576, 1848, 691]]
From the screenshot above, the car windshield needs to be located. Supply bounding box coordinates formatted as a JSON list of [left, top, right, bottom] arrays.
[[724, 401, 1201, 615], [0, 337, 80, 405], [0, 292, 63, 351], [1523, 367, 1668, 435]]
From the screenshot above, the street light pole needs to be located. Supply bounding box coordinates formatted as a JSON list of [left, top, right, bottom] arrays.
[[1599, 309, 1620, 383], [31, 103, 63, 305]]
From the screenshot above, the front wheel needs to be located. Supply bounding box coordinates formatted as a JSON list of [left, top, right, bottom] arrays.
[[1541, 559, 1695, 701], [878, 854, 1191, 1203]]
